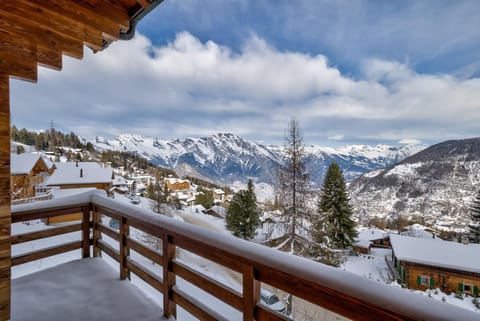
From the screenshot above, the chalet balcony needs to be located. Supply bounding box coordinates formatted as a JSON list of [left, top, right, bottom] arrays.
[[9, 190, 478, 321]]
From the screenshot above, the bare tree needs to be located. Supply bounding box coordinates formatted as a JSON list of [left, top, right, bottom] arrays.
[[277, 119, 312, 256]]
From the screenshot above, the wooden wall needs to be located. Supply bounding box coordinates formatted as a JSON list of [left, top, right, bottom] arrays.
[[0, 73, 11, 321], [404, 261, 480, 295]]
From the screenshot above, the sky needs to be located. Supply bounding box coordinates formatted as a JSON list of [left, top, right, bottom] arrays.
[[10, 0, 480, 147]]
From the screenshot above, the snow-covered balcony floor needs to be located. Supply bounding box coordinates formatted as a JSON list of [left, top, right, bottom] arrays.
[[12, 258, 170, 321]]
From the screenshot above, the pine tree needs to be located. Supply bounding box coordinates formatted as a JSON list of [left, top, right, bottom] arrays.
[[312, 162, 357, 265], [146, 173, 168, 214], [277, 119, 311, 256], [226, 179, 261, 240], [469, 189, 480, 243]]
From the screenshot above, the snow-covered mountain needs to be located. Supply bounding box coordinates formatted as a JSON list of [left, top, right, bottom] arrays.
[[349, 137, 480, 226], [93, 133, 424, 186]]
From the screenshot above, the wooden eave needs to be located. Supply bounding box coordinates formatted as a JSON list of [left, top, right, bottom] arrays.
[[0, 0, 159, 83]]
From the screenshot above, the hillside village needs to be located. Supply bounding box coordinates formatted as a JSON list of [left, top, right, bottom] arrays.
[[9, 135, 480, 315]]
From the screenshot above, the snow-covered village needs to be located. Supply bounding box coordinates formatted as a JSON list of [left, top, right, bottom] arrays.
[[2, 1, 480, 321]]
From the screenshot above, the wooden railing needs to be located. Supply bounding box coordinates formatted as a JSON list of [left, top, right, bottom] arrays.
[[11, 192, 479, 321]]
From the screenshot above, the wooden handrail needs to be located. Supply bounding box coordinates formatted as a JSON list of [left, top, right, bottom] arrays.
[[10, 192, 480, 321]]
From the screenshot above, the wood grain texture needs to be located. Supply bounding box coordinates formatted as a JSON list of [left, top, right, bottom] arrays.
[[0, 73, 10, 321], [11, 241, 82, 266], [163, 234, 176, 318], [11, 223, 81, 245]]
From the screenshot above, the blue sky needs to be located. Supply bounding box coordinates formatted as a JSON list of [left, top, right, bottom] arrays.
[[10, 0, 480, 147]]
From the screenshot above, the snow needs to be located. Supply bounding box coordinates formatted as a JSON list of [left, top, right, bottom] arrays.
[[356, 227, 388, 241], [231, 181, 275, 203], [45, 161, 113, 185], [384, 162, 422, 177], [11, 153, 43, 174], [390, 234, 480, 273]]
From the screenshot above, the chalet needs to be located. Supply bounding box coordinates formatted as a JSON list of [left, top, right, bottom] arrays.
[[10, 153, 51, 200], [213, 188, 226, 203], [353, 228, 390, 254], [390, 234, 480, 296], [164, 177, 191, 191], [45, 162, 114, 192]]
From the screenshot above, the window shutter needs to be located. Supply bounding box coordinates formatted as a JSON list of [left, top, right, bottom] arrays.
[[458, 283, 463, 292], [429, 277, 434, 287], [417, 276, 421, 285], [474, 286, 479, 296]]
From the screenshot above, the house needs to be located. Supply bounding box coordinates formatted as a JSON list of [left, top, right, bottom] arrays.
[[44, 162, 114, 223], [45, 161, 114, 192], [112, 175, 130, 194], [353, 228, 390, 254], [10, 153, 51, 200], [164, 177, 191, 191], [390, 234, 480, 296], [213, 188, 226, 203]]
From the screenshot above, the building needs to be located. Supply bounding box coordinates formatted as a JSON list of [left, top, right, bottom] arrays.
[[390, 234, 480, 296], [164, 177, 191, 191], [10, 153, 51, 200], [354, 228, 390, 254]]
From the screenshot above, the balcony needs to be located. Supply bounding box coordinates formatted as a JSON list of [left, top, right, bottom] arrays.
[[9, 190, 478, 321]]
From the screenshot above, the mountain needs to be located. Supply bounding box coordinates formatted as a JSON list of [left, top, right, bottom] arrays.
[[93, 133, 424, 186], [349, 137, 480, 227]]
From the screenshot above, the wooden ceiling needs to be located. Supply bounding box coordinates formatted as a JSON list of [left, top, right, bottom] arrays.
[[0, 0, 159, 83]]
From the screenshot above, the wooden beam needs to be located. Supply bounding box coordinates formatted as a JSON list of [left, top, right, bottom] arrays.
[[0, 10, 83, 60], [2, 0, 104, 51], [71, 0, 130, 31], [0, 72, 10, 321], [27, 0, 123, 40], [0, 29, 38, 82], [137, 0, 152, 9]]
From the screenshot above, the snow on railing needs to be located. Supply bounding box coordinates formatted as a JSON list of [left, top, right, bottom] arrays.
[[11, 191, 54, 205], [11, 191, 480, 321]]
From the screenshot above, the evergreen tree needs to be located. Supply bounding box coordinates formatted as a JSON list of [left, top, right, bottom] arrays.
[[469, 189, 480, 243], [146, 173, 168, 214], [277, 119, 311, 256], [195, 187, 214, 209], [226, 180, 261, 240], [312, 162, 357, 265]]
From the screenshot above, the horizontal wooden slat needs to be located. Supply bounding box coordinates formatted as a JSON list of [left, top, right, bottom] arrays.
[[96, 223, 120, 241], [11, 241, 82, 266], [172, 261, 243, 311], [70, 0, 130, 31], [11, 223, 81, 245], [126, 237, 162, 265], [12, 206, 87, 223], [172, 288, 225, 321], [96, 206, 122, 220], [96, 239, 119, 262], [255, 305, 290, 321], [126, 258, 163, 292], [0, 29, 37, 82]]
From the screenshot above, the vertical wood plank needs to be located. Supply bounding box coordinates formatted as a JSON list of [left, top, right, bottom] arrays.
[[93, 207, 102, 257], [119, 217, 130, 280], [0, 73, 11, 321], [162, 234, 176, 319], [81, 206, 90, 258], [243, 265, 260, 321]]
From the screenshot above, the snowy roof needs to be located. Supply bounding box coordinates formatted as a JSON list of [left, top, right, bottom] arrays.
[[164, 177, 189, 184], [11, 153, 43, 175], [390, 234, 480, 273], [45, 162, 113, 185], [356, 228, 388, 242], [213, 188, 225, 195], [401, 224, 437, 240], [113, 175, 128, 186]]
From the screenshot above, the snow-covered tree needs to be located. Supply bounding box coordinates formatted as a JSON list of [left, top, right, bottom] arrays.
[[277, 119, 311, 256], [312, 162, 357, 265], [469, 189, 480, 243], [226, 180, 260, 239], [146, 172, 168, 214]]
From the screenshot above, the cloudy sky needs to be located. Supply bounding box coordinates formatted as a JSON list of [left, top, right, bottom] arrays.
[[10, 0, 480, 147]]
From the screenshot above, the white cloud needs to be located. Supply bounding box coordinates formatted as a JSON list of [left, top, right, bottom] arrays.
[[10, 32, 480, 146], [398, 138, 422, 145]]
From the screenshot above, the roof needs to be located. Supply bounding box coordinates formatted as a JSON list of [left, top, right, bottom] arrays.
[[11, 153, 45, 175], [356, 228, 388, 242], [390, 234, 480, 274], [45, 162, 113, 186]]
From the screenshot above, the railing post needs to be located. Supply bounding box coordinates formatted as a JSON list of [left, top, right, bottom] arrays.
[[120, 217, 130, 280], [162, 234, 176, 319], [81, 206, 91, 258], [242, 265, 260, 321], [93, 206, 102, 257]]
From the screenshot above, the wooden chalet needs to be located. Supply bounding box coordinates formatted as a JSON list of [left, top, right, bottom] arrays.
[[390, 234, 480, 296], [164, 177, 191, 191], [10, 153, 50, 200], [1, 1, 479, 321]]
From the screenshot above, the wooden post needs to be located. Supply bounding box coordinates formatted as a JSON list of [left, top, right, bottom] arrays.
[[81, 206, 90, 258], [93, 206, 102, 257], [162, 234, 176, 318], [0, 73, 11, 321], [119, 217, 130, 280], [242, 265, 260, 321]]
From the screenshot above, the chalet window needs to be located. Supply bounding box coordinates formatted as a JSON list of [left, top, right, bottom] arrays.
[[417, 275, 433, 287]]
